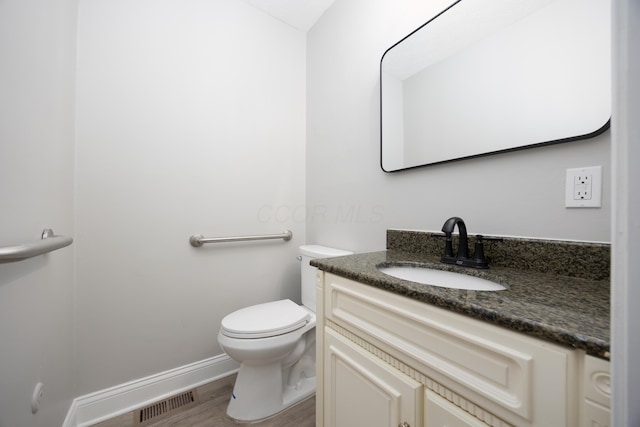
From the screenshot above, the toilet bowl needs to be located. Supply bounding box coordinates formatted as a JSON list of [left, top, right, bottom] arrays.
[[217, 245, 352, 422]]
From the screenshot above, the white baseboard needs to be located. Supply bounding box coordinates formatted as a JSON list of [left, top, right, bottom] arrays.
[[63, 354, 239, 427]]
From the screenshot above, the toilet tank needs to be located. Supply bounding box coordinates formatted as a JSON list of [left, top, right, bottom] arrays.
[[299, 245, 353, 312]]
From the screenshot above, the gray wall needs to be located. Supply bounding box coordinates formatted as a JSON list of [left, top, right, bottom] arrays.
[[0, 0, 78, 426], [306, 0, 611, 253], [74, 0, 307, 395]]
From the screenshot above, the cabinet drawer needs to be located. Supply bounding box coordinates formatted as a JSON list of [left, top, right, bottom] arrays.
[[324, 273, 576, 426], [425, 390, 489, 427], [583, 400, 610, 427]]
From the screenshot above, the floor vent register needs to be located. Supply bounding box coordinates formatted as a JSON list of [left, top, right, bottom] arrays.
[[134, 389, 199, 426]]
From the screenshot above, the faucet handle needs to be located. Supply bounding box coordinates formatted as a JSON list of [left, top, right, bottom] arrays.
[[471, 235, 489, 268], [473, 235, 485, 260]]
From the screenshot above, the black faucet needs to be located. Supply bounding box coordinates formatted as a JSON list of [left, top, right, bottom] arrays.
[[440, 216, 489, 269]]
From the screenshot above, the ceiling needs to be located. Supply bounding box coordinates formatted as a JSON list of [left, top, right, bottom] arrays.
[[239, 0, 336, 31]]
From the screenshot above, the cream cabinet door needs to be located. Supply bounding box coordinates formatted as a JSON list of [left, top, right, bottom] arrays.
[[324, 328, 422, 427]]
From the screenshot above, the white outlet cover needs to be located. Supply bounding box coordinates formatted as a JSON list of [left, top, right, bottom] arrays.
[[565, 166, 602, 208]]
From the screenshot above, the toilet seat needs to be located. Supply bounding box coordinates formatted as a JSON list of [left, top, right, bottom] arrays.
[[221, 299, 311, 339]]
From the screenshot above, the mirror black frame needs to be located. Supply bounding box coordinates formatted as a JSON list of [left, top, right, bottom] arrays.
[[380, 0, 611, 173]]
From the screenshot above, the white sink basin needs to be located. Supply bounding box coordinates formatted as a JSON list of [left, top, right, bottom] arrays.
[[378, 265, 506, 291]]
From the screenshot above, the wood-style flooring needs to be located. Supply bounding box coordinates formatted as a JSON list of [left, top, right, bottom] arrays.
[[91, 374, 315, 427]]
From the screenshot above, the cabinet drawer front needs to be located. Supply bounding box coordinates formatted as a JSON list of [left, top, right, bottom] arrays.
[[325, 274, 573, 424], [425, 390, 489, 427], [583, 400, 610, 427]]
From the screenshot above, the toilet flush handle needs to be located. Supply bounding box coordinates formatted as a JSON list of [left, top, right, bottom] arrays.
[[296, 256, 302, 261]]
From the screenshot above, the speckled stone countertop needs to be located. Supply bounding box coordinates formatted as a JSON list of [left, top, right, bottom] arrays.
[[312, 230, 611, 360]]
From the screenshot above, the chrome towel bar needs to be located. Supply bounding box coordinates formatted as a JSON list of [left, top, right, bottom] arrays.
[[190, 230, 293, 247], [0, 228, 73, 263]]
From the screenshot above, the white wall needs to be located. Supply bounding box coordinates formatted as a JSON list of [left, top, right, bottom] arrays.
[[307, 0, 611, 253], [0, 0, 78, 426], [74, 0, 306, 395]]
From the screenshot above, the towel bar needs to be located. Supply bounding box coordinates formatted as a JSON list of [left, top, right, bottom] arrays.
[[190, 230, 292, 247], [0, 229, 73, 263]]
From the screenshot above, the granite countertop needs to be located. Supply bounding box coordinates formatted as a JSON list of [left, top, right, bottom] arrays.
[[312, 249, 610, 360]]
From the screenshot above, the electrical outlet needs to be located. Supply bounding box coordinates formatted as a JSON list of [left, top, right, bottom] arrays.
[[566, 166, 602, 208], [573, 174, 592, 200]]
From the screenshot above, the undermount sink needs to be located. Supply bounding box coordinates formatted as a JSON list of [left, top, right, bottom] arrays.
[[377, 265, 506, 291]]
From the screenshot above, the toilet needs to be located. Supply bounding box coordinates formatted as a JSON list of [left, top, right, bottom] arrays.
[[217, 244, 352, 422]]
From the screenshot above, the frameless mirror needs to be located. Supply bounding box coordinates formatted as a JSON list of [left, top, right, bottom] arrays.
[[380, 0, 611, 172]]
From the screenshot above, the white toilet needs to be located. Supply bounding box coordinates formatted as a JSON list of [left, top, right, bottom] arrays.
[[217, 244, 352, 422]]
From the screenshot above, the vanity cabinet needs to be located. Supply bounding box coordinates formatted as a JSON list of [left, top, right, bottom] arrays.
[[316, 271, 609, 427]]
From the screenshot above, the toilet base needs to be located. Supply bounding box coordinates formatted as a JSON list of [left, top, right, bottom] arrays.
[[226, 361, 316, 422]]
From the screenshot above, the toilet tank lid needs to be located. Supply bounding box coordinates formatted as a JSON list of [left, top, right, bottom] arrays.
[[299, 245, 353, 258]]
